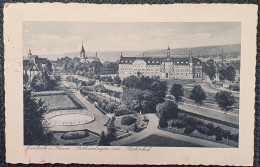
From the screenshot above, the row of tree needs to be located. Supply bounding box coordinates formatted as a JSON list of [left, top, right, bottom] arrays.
[[170, 83, 235, 111]]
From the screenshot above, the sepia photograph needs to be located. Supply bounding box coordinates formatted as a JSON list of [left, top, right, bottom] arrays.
[[4, 4, 257, 165], [23, 22, 241, 147]]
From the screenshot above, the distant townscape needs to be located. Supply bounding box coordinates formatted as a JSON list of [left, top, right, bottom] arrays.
[[23, 42, 240, 147]]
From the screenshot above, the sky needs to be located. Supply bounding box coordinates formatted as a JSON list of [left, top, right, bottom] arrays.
[[23, 22, 241, 56]]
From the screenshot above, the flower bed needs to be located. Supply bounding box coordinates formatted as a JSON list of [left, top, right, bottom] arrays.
[[61, 131, 89, 140]]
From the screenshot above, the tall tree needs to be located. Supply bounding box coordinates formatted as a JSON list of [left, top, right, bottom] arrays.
[[215, 91, 235, 111], [225, 66, 236, 82], [170, 84, 184, 102], [190, 85, 207, 105], [24, 87, 52, 145], [156, 100, 179, 120]]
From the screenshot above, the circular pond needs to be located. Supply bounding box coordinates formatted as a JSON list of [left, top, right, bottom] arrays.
[[48, 113, 95, 126]]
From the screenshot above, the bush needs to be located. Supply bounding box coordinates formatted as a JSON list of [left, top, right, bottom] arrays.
[[159, 117, 168, 128], [61, 131, 89, 140], [196, 125, 209, 135], [121, 116, 136, 126], [184, 126, 196, 134], [215, 133, 223, 141], [230, 133, 239, 142], [206, 123, 215, 136], [222, 130, 231, 139], [176, 120, 186, 129], [106, 132, 116, 142]]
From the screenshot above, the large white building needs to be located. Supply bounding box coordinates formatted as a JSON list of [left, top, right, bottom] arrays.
[[119, 47, 203, 79]]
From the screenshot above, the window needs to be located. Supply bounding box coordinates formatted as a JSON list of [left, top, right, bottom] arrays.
[[148, 61, 150, 63]]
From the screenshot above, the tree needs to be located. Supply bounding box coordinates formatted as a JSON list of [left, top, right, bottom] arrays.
[[225, 66, 236, 82], [98, 131, 110, 146], [205, 63, 216, 80], [24, 87, 52, 145], [113, 76, 122, 85], [218, 69, 227, 82], [190, 85, 206, 105], [215, 91, 235, 111], [170, 84, 184, 102], [156, 100, 179, 120]]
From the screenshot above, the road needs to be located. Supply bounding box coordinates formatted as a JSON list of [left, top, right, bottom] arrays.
[[111, 114, 233, 147]]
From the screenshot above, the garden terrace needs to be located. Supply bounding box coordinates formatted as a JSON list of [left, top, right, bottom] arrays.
[[159, 113, 239, 147]]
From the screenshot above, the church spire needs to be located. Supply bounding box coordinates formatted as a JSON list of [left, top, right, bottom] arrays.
[[189, 51, 193, 63], [120, 52, 123, 58], [167, 45, 171, 57]]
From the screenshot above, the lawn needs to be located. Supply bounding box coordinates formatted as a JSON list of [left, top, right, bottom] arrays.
[[128, 134, 203, 147], [165, 79, 239, 109], [35, 94, 77, 110]]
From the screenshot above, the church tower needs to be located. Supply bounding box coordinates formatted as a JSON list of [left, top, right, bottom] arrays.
[[80, 42, 86, 63], [189, 51, 193, 74]]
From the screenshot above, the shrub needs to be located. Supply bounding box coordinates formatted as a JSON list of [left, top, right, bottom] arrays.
[[184, 126, 196, 134], [176, 120, 186, 129], [186, 117, 199, 127], [61, 131, 89, 140], [222, 130, 231, 139], [206, 123, 215, 136], [230, 133, 239, 142], [159, 117, 168, 128], [196, 125, 209, 135], [121, 116, 136, 126], [215, 133, 223, 141], [106, 132, 116, 142], [133, 123, 139, 132], [215, 126, 224, 134], [170, 119, 178, 127]]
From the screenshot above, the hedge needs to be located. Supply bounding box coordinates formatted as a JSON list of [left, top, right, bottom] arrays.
[[121, 116, 136, 126]]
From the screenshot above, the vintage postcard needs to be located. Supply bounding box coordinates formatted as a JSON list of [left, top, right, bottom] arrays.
[[4, 3, 257, 166]]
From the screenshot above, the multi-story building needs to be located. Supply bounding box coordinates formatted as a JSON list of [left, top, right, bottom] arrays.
[[23, 49, 51, 84], [119, 47, 203, 79]]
